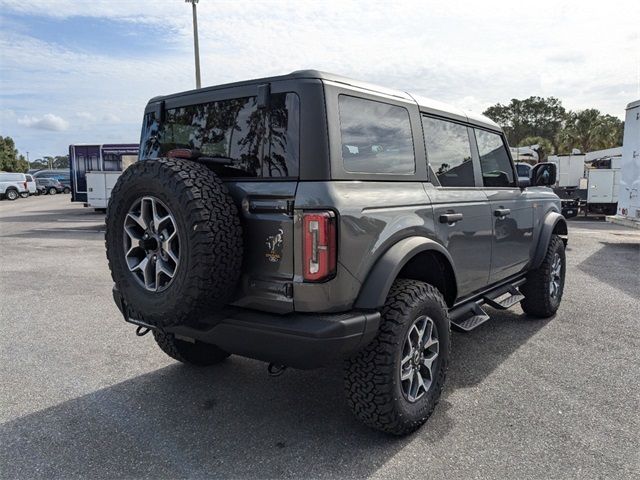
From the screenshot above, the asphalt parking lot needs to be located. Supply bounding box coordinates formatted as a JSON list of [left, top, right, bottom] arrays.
[[1, 194, 639, 479]]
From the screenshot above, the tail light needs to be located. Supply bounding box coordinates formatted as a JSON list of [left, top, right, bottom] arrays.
[[23, 181, 28, 189], [303, 211, 337, 282]]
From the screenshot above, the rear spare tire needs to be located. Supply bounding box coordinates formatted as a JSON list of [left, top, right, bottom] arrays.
[[105, 158, 243, 327]]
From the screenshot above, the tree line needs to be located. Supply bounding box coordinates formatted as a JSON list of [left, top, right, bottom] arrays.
[[0, 135, 68, 172], [483, 97, 624, 161]]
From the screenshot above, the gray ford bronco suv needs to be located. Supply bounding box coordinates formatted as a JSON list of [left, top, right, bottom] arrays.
[[106, 70, 567, 435]]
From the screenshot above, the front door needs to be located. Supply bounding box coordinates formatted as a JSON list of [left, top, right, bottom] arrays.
[[472, 128, 534, 283]]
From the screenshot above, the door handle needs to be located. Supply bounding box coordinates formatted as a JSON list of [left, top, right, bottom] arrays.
[[439, 213, 464, 224], [494, 208, 511, 217]]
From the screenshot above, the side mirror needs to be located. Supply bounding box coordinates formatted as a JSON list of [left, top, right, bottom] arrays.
[[531, 162, 557, 187]]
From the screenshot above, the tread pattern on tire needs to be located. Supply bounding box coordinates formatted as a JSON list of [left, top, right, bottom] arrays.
[[520, 234, 565, 318], [105, 158, 242, 327], [344, 279, 450, 435], [152, 330, 230, 366]]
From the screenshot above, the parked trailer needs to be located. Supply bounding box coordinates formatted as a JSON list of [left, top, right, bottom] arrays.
[[69, 144, 139, 208], [587, 163, 621, 215], [607, 100, 640, 229], [547, 153, 586, 187]]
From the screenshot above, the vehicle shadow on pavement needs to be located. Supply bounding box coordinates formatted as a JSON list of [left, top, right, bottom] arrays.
[[0, 310, 548, 479], [577, 241, 640, 298]]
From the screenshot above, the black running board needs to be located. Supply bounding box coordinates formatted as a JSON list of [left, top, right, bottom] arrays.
[[449, 277, 526, 332], [483, 285, 525, 310], [450, 304, 490, 332]]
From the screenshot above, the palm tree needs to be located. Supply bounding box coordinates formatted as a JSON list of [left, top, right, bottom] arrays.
[[557, 109, 623, 153]]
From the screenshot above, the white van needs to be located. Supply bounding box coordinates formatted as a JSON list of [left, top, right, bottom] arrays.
[[0, 172, 28, 201]]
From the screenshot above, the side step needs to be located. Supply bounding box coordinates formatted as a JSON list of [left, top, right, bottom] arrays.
[[483, 286, 525, 310], [450, 304, 490, 332], [449, 277, 527, 332]]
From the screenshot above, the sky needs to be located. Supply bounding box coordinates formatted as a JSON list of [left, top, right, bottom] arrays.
[[1, 0, 639, 160]]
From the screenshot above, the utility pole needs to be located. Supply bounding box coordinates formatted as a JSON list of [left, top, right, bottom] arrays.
[[26, 151, 29, 171], [185, 0, 201, 89]]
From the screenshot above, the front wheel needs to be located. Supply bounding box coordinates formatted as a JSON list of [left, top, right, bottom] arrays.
[[63, 187, 71, 194], [48, 187, 57, 195], [152, 330, 230, 366], [520, 234, 566, 318], [344, 279, 450, 435]]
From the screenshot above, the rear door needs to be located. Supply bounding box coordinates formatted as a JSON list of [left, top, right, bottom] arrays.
[[421, 115, 493, 297], [142, 83, 302, 313], [472, 128, 534, 283]]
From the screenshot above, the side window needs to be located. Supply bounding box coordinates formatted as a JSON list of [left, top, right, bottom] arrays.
[[339, 95, 415, 174], [103, 153, 122, 171], [475, 129, 515, 187], [422, 116, 475, 187]]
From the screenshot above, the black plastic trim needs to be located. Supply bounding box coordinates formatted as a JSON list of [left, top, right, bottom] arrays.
[[113, 287, 380, 370]]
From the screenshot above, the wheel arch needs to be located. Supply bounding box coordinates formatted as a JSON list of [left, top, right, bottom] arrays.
[[354, 236, 458, 309], [531, 212, 567, 269]]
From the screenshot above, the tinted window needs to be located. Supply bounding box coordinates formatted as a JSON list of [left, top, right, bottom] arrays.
[[339, 95, 414, 174], [140, 93, 299, 178], [422, 116, 475, 187], [25, 175, 33, 181], [475, 129, 515, 187]]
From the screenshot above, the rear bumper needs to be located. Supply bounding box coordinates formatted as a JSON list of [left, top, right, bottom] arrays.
[[112, 288, 381, 369]]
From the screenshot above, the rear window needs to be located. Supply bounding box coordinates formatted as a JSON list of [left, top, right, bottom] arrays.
[[338, 95, 415, 174], [140, 93, 300, 178]]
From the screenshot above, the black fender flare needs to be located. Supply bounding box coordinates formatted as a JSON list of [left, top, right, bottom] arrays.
[[531, 212, 567, 269], [354, 236, 458, 310]]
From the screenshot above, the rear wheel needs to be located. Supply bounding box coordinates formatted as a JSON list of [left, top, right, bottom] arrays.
[[5, 189, 18, 201], [344, 279, 450, 435], [153, 330, 230, 366], [63, 187, 71, 194], [521, 234, 566, 318]]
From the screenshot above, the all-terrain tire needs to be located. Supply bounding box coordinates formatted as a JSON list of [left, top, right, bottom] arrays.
[[153, 330, 230, 366], [344, 279, 451, 435], [520, 234, 566, 318], [105, 158, 243, 328]]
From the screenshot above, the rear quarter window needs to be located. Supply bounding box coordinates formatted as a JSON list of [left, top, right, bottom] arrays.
[[338, 95, 415, 174]]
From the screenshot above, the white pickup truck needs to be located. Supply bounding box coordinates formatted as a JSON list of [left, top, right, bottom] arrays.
[[0, 172, 28, 201]]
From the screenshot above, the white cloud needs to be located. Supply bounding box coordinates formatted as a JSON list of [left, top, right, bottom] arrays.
[[102, 113, 121, 123], [17, 113, 69, 131], [75, 112, 94, 121]]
